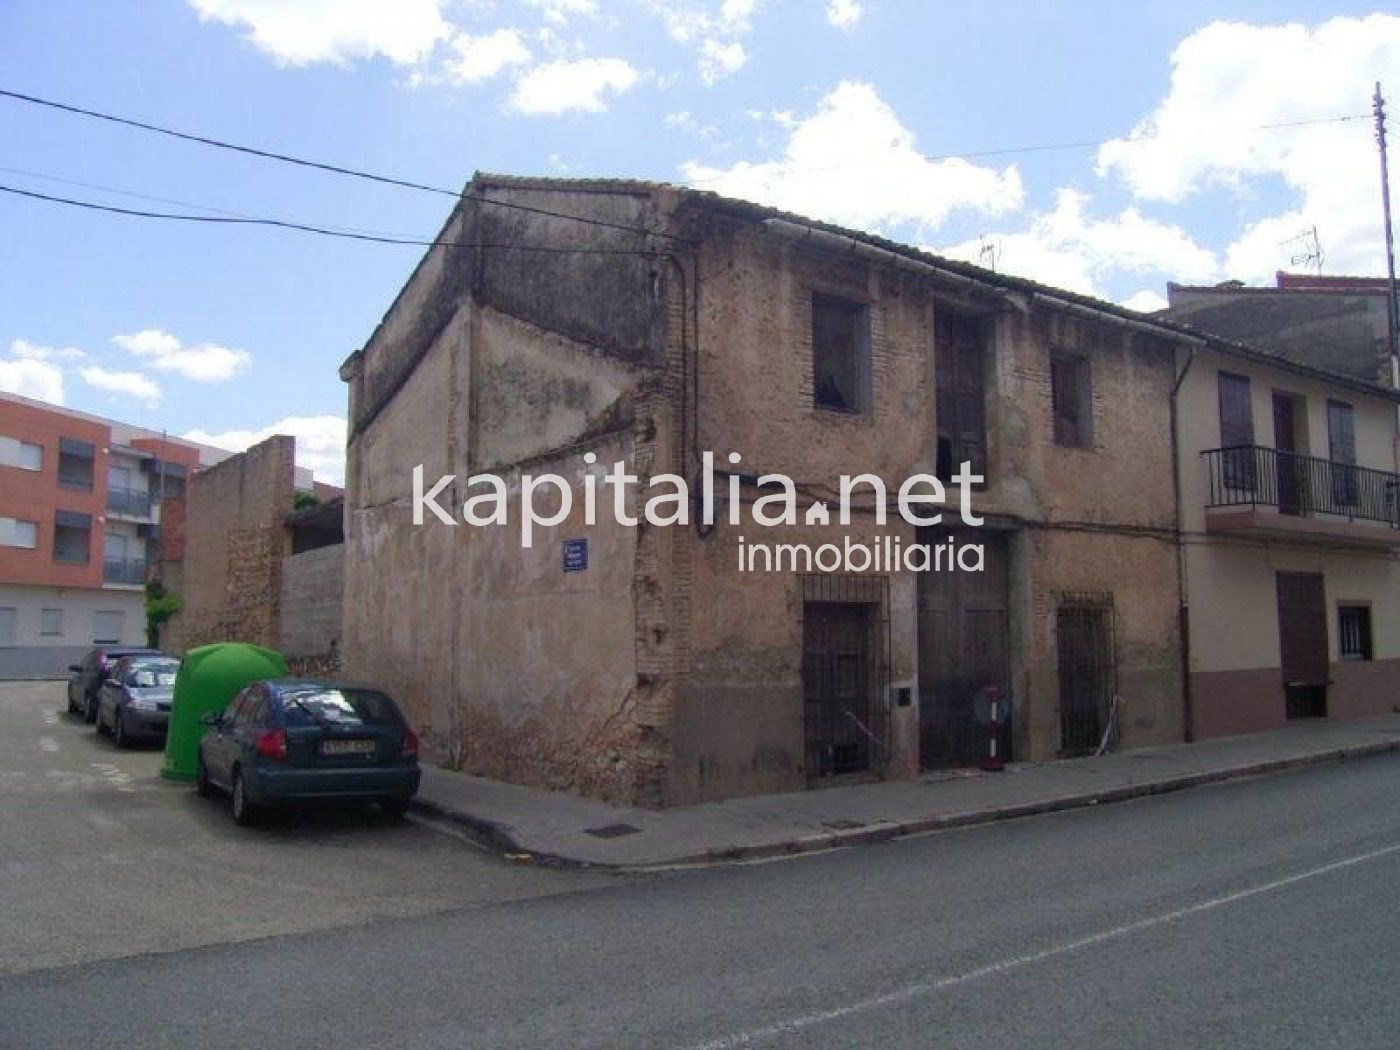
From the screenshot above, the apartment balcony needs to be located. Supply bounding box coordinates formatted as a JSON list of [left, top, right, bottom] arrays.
[[1202, 445, 1400, 548], [106, 485, 153, 519], [103, 557, 148, 587]]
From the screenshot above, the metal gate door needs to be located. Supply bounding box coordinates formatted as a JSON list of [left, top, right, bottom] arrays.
[[1056, 597, 1116, 755], [802, 599, 884, 780], [1276, 572, 1328, 719], [917, 530, 1010, 768]]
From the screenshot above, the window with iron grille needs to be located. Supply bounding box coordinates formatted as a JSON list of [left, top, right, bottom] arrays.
[[1338, 605, 1372, 661], [1056, 593, 1116, 755], [811, 293, 870, 414], [935, 313, 987, 480], [1050, 352, 1093, 449]]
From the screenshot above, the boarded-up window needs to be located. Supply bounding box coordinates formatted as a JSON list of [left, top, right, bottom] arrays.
[[1218, 372, 1255, 490], [1328, 400, 1357, 506], [1050, 352, 1093, 448], [935, 314, 987, 480], [812, 294, 869, 413]]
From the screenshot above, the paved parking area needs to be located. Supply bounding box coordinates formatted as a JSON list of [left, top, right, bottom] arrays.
[[0, 681, 618, 976]]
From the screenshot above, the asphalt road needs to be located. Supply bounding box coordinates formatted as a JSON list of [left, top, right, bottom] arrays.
[[0, 681, 614, 977], [4, 680, 1399, 1047]]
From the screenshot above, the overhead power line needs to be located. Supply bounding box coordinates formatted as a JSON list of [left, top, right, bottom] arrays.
[[0, 183, 672, 256], [0, 87, 687, 242]]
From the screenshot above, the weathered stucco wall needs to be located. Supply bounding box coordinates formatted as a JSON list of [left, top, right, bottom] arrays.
[[280, 543, 343, 660], [342, 178, 679, 804]]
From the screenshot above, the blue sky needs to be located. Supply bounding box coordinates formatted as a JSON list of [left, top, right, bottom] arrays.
[[1, 1, 1398, 483]]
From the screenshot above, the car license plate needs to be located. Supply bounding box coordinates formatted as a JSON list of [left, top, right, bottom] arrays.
[[320, 739, 375, 756]]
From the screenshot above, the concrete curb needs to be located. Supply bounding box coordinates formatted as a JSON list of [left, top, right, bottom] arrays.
[[411, 737, 1400, 871]]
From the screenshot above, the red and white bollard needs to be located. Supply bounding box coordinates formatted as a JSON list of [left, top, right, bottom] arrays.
[[980, 688, 1005, 772]]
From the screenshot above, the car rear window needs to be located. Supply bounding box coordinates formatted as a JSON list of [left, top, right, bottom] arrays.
[[278, 688, 405, 728], [127, 659, 179, 688]]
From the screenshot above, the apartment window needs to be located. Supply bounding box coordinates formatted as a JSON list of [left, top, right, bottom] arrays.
[[92, 610, 124, 645], [0, 436, 42, 471], [52, 510, 91, 565], [40, 608, 63, 637], [1327, 400, 1357, 507], [934, 313, 987, 480], [1218, 372, 1256, 490], [1338, 605, 1373, 661], [57, 437, 95, 491], [1050, 352, 1093, 449], [0, 517, 38, 549], [811, 293, 869, 413]]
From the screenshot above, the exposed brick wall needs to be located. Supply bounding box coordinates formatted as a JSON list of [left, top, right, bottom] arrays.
[[169, 436, 295, 653]]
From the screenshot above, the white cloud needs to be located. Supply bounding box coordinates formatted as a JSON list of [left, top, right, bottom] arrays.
[[112, 328, 251, 383], [682, 81, 1023, 234], [10, 338, 85, 363], [1097, 14, 1400, 279], [184, 415, 348, 486], [665, 110, 719, 139], [520, 0, 597, 23], [1121, 290, 1170, 313], [698, 39, 746, 84], [826, 0, 863, 29], [507, 57, 642, 115], [0, 355, 64, 404], [189, 0, 452, 66], [643, 0, 762, 83], [444, 28, 532, 84], [79, 367, 161, 408], [936, 189, 1219, 299]]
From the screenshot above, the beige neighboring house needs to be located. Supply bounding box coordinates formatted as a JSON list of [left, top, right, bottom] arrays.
[[1175, 339, 1400, 738], [338, 173, 1215, 807]]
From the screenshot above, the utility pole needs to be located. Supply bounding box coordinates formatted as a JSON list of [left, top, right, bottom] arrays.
[[1375, 83, 1400, 403]]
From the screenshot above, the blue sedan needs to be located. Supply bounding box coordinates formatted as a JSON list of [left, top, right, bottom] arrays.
[[196, 679, 421, 826]]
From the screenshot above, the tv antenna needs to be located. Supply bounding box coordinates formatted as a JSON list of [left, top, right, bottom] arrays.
[[1280, 225, 1324, 274], [978, 236, 1001, 272]]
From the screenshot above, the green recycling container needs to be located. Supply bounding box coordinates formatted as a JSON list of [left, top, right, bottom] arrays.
[[161, 643, 287, 781]]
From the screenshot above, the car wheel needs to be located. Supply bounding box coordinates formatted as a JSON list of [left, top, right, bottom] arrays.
[[112, 711, 127, 749], [195, 753, 215, 799], [230, 769, 258, 827]]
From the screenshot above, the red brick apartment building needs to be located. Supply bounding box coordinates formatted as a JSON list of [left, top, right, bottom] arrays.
[[0, 391, 223, 677]]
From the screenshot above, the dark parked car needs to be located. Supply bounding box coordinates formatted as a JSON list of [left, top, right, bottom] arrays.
[[196, 679, 421, 826], [96, 655, 180, 747], [66, 647, 162, 723]]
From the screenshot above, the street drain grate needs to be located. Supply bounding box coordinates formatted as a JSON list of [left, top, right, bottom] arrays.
[[584, 823, 642, 839]]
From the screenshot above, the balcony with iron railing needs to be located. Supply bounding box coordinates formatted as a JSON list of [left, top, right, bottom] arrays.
[[106, 485, 153, 519], [1201, 445, 1400, 546], [103, 557, 148, 586]]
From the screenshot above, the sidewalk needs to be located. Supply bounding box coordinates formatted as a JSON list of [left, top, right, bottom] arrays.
[[411, 714, 1400, 869]]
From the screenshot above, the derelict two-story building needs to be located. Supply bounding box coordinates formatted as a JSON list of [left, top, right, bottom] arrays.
[[338, 174, 1219, 805]]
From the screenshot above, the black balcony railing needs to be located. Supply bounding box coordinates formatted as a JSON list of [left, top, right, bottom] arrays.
[[1203, 445, 1400, 527], [106, 486, 152, 518], [103, 557, 148, 585]]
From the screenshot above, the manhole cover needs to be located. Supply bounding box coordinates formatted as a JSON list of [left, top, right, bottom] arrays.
[[584, 823, 642, 839]]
